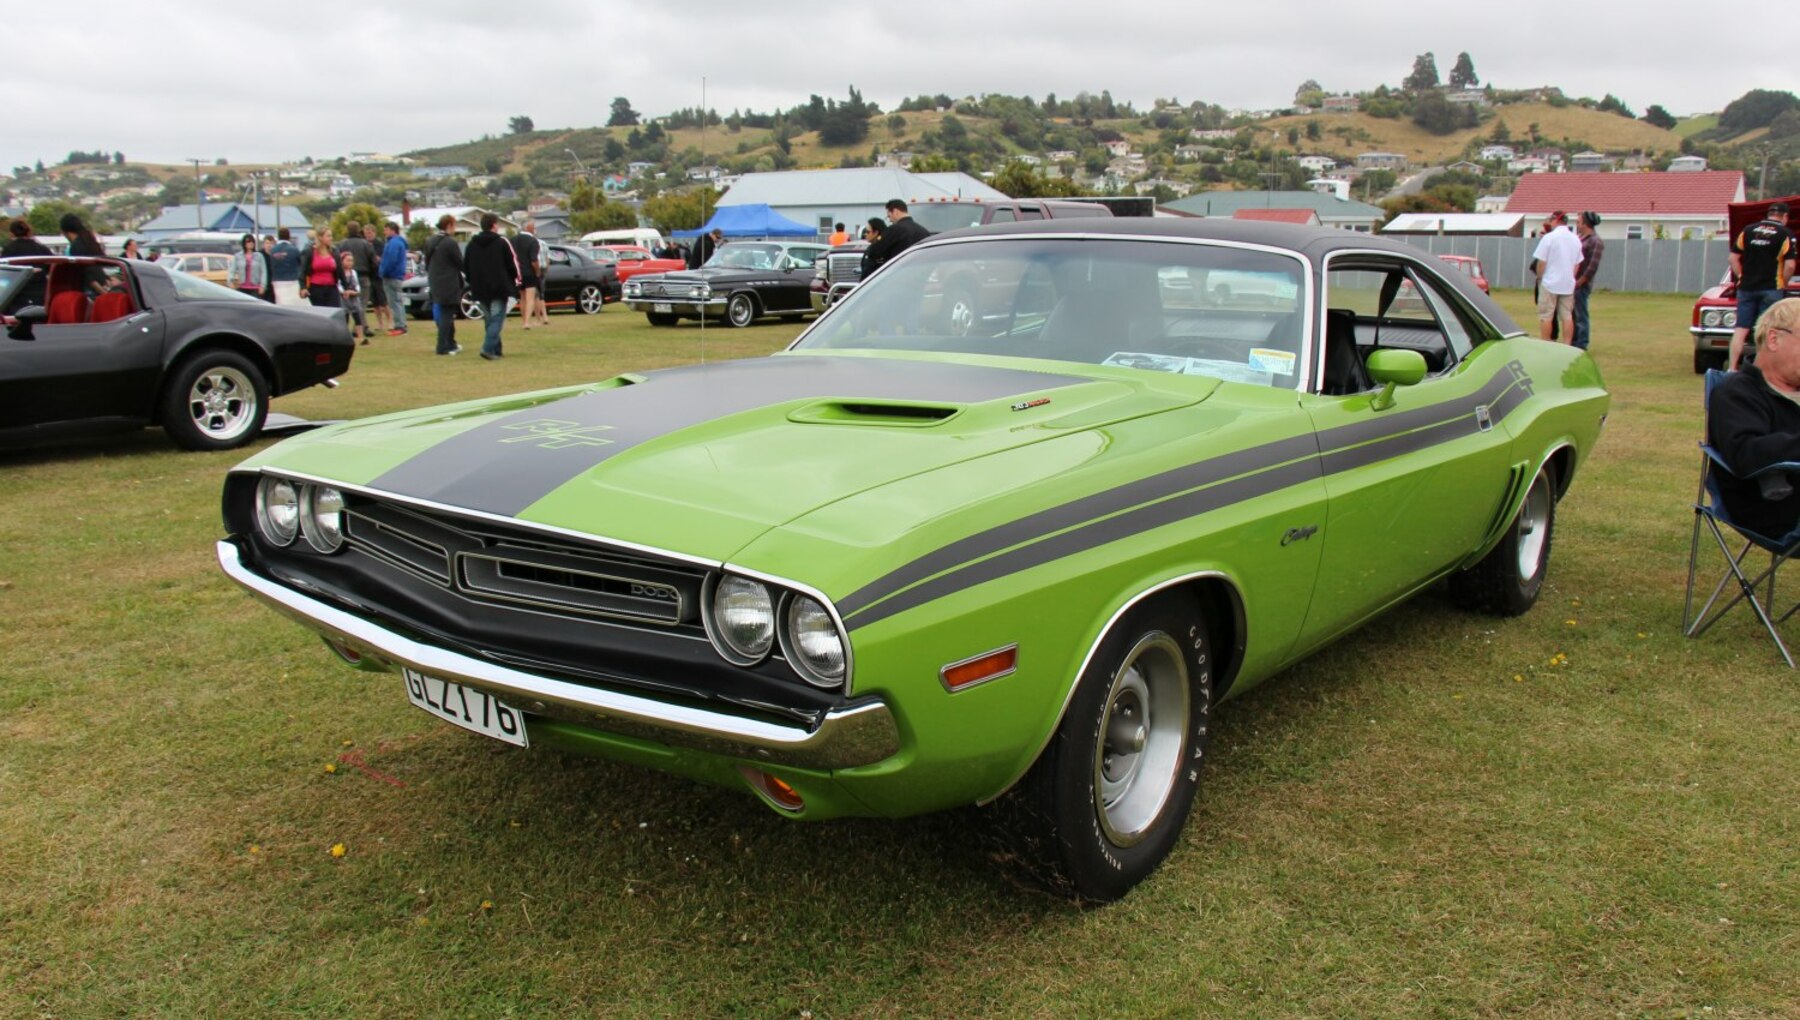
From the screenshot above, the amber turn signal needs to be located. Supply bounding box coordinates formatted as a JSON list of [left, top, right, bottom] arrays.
[[737, 766, 805, 811], [939, 645, 1018, 692]]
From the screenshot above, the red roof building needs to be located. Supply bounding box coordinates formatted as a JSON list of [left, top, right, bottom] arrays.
[[1503, 170, 1744, 239], [1232, 208, 1321, 226]]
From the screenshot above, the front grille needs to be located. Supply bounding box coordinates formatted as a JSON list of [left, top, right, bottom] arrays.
[[342, 500, 703, 627], [826, 252, 863, 286]]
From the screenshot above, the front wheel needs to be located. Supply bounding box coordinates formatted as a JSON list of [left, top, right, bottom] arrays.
[[1449, 464, 1556, 616], [1694, 348, 1726, 374], [577, 284, 604, 314], [725, 292, 757, 328], [459, 293, 482, 320], [1002, 593, 1213, 902], [646, 312, 678, 327], [160, 350, 269, 451]]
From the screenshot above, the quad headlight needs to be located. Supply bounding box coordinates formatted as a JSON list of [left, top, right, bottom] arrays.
[[689, 284, 710, 299], [624, 280, 641, 298], [1724, 310, 1738, 328], [1700, 309, 1720, 328], [708, 574, 776, 664], [300, 486, 346, 553], [782, 595, 846, 688], [255, 476, 300, 546]]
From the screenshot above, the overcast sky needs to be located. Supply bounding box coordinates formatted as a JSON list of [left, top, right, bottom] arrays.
[[5, 1, 1793, 171]]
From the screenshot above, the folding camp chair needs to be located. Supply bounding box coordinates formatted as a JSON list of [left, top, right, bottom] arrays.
[[1682, 369, 1800, 666]]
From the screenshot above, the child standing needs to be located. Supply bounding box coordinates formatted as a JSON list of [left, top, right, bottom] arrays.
[[340, 251, 367, 345]]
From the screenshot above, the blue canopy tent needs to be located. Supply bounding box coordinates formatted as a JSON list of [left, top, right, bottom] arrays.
[[673, 203, 818, 238]]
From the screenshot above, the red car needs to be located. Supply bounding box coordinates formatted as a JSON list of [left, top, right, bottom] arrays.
[[1436, 254, 1489, 294], [1690, 193, 1800, 374], [591, 245, 686, 283]]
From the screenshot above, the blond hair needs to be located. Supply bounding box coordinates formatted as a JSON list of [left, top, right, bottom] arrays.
[[1755, 297, 1800, 345]]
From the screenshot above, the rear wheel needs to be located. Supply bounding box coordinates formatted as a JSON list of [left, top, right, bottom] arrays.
[[646, 312, 678, 327], [725, 292, 757, 328], [1450, 464, 1556, 616], [460, 293, 482, 320], [1002, 593, 1213, 902], [160, 350, 269, 451], [577, 284, 604, 314]]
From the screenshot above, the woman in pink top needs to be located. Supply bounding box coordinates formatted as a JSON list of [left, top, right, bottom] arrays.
[[297, 227, 345, 308]]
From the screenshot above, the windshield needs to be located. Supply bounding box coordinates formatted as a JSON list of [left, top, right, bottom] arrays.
[[798, 237, 1309, 389], [165, 264, 260, 302], [908, 204, 990, 233], [708, 243, 786, 270]]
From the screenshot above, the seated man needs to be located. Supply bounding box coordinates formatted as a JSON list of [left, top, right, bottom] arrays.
[[1711, 297, 1800, 537]]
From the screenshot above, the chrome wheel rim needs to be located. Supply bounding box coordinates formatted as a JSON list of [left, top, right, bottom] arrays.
[[578, 285, 602, 313], [946, 292, 976, 336], [187, 366, 257, 441], [1516, 473, 1552, 581], [728, 296, 753, 326], [461, 294, 482, 319], [1094, 632, 1189, 847]]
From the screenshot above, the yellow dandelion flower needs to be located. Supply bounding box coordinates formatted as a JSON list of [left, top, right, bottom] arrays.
[[416, 916, 429, 926], [481, 900, 495, 911], [329, 843, 347, 858], [324, 763, 337, 774], [341, 739, 354, 747], [509, 819, 522, 829], [1637, 632, 1648, 639], [248, 845, 261, 855], [1514, 674, 1524, 682], [1564, 619, 1577, 626]]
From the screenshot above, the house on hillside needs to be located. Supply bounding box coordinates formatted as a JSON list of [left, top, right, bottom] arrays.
[[1475, 194, 1510, 213], [1165, 189, 1385, 231], [1233, 208, 1321, 226], [411, 165, 469, 180], [1479, 145, 1517, 162], [1570, 151, 1615, 172], [1445, 160, 1486, 174], [1134, 177, 1192, 198], [1444, 88, 1488, 107], [1503, 169, 1744, 239], [1297, 155, 1338, 172], [1669, 155, 1709, 172], [1103, 140, 1133, 157], [1356, 152, 1409, 171], [1322, 95, 1361, 113], [137, 203, 313, 242]]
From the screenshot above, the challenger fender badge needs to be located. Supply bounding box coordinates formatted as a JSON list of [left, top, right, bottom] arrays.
[[1280, 525, 1318, 546], [1011, 398, 1051, 412], [498, 419, 616, 449]]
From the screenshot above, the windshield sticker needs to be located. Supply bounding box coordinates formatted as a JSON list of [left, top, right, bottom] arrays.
[[1247, 348, 1297, 376]]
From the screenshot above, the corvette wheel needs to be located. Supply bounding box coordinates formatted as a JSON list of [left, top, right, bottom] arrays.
[[577, 284, 604, 314], [725, 293, 756, 328], [161, 350, 269, 451], [1450, 464, 1556, 616], [460, 293, 482, 320], [1004, 593, 1213, 902]]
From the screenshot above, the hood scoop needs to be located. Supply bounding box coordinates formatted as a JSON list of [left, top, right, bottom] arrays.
[[787, 399, 962, 428]]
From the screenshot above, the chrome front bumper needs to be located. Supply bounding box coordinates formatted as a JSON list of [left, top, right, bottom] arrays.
[[1690, 327, 1732, 352], [216, 540, 899, 770], [625, 297, 726, 315]]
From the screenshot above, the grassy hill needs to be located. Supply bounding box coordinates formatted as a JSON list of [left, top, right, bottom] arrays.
[[1254, 103, 1681, 164]]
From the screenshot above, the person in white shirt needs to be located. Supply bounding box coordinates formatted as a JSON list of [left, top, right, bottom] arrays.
[[1532, 211, 1584, 343]]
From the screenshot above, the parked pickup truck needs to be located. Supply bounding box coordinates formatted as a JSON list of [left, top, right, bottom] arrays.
[[812, 198, 1115, 312], [1691, 193, 1800, 373]]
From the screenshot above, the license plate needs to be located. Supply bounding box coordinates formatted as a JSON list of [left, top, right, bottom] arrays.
[[403, 669, 528, 747], [652, 302, 673, 313]]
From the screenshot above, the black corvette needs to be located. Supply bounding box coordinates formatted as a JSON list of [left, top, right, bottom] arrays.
[[622, 240, 828, 327], [0, 256, 354, 451]]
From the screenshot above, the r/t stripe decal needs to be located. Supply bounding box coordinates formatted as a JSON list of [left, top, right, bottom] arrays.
[[843, 364, 1533, 630]]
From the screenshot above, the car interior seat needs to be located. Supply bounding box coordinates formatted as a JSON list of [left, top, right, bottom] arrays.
[[89, 291, 133, 323], [1320, 308, 1372, 395], [47, 290, 89, 325]]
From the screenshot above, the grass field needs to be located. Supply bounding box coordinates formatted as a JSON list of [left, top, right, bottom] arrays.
[[2, 294, 1795, 1018], [1258, 103, 1681, 165]]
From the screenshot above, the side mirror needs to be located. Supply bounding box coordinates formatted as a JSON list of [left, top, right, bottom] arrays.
[[7, 304, 46, 341], [1365, 348, 1427, 410]]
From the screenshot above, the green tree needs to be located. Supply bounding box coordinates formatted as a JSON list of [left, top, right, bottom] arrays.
[[405, 219, 432, 249], [1404, 52, 1440, 92], [608, 97, 640, 127], [1286, 126, 1300, 145], [27, 200, 105, 236], [818, 86, 874, 146], [887, 113, 907, 135], [1448, 52, 1478, 89], [1294, 79, 1324, 106], [1305, 119, 1321, 141], [508, 115, 534, 134], [642, 187, 719, 233], [1596, 94, 1635, 118], [1719, 89, 1798, 134], [1642, 105, 1678, 130], [1413, 91, 1475, 135], [989, 161, 1088, 198], [329, 202, 387, 241]]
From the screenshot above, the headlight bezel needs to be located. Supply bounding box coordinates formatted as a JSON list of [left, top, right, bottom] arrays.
[[298, 484, 347, 554], [779, 592, 848, 689], [254, 475, 301, 547], [704, 573, 778, 666]]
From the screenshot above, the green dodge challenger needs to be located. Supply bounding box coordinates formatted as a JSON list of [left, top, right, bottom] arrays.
[[218, 219, 1609, 900]]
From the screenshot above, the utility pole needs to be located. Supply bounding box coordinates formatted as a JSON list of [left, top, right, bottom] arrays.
[[188, 158, 205, 230]]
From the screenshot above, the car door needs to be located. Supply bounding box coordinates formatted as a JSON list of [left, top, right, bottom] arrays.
[[768, 245, 824, 313], [1294, 254, 1522, 650], [0, 264, 166, 431], [541, 246, 575, 302]]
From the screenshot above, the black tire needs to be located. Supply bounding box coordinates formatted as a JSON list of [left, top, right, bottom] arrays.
[[646, 312, 678, 327], [725, 292, 757, 328], [160, 349, 269, 451], [411, 303, 431, 321], [1449, 464, 1556, 616], [1002, 592, 1214, 902], [1694, 349, 1726, 374], [577, 284, 604, 315]]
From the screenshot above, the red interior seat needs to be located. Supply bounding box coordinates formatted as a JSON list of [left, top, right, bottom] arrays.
[[89, 291, 132, 323], [48, 291, 88, 324]]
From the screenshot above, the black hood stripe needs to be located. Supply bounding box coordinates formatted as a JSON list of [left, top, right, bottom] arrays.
[[369, 357, 1082, 517], [843, 363, 1533, 630]]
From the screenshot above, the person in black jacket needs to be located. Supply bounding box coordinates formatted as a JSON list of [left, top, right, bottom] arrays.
[[3, 220, 53, 306], [688, 228, 722, 269], [1711, 298, 1800, 537], [859, 199, 931, 278], [424, 215, 465, 355], [463, 212, 520, 360]]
